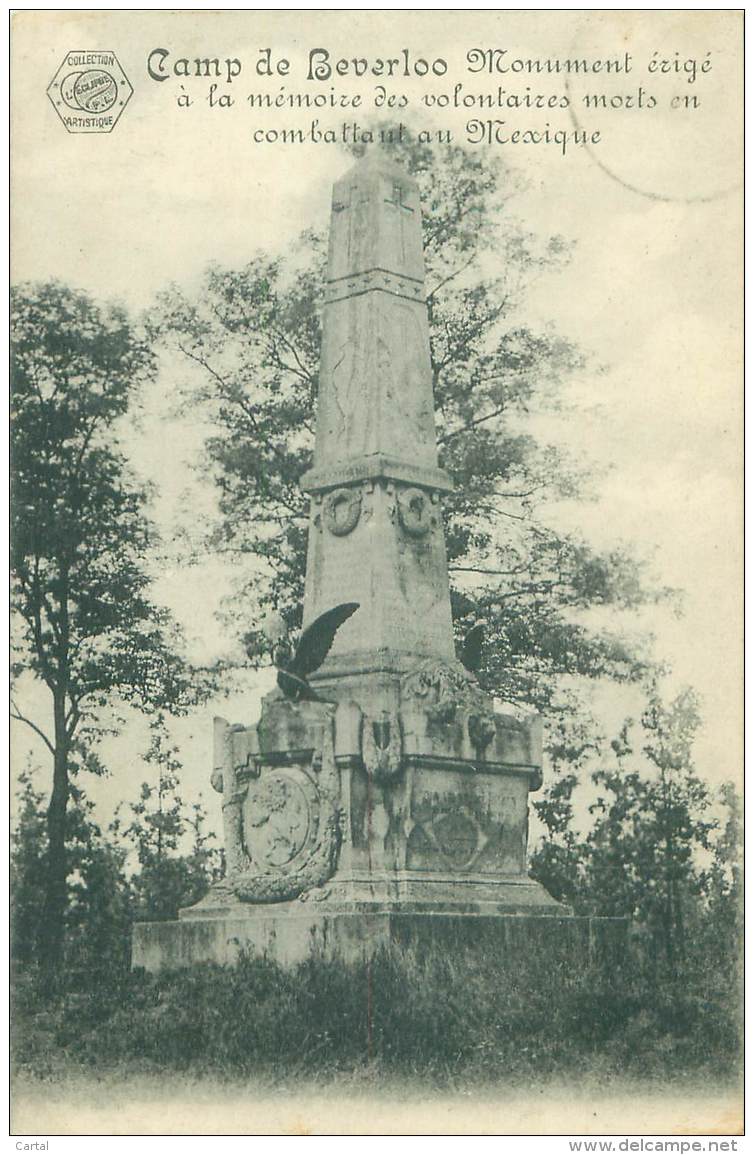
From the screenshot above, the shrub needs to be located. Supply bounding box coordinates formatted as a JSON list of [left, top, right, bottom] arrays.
[[11, 934, 742, 1087]]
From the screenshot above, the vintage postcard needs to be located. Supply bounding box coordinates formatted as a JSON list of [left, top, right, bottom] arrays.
[[10, 9, 743, 1139]]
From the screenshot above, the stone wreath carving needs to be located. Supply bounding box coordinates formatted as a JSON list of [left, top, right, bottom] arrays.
[[222, 709, 343, 903], [396, 486, 433, 537], [402, 659, 493, 724], [323, 486, 362, 536]]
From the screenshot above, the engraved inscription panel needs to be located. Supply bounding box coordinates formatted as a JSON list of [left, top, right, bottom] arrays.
[[405, 770, 529, 876]]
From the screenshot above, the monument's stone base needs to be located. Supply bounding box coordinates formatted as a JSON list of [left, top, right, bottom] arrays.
[[128, 156, 622, 983], [132, 902, 627, 973]]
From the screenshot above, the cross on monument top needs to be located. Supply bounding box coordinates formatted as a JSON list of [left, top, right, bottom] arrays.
[[332, 183, 370, 214], [332, 183, 372, 261], [327, 151, 424, 282], [385, 183, 414, 213], [383, 182, 415, 262]]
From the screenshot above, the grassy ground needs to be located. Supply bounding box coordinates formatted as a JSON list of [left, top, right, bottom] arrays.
[[11, 941, 743, 1133], [14, 944, 741, 1079]]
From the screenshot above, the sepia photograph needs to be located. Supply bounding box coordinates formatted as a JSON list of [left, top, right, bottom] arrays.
[[10, 9, 743, 1138]]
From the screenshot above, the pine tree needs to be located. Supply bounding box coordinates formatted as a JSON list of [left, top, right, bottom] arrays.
[[64, 783, 132, 975], [10, 764, 48, 965], [697, 781, 742, 973], [117, 716, 221, 921]]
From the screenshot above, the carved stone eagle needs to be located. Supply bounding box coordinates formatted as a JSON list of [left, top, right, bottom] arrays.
[[276, 603, 359, 701]]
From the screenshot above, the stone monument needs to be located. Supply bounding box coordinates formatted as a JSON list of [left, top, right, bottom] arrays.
[[133, 153, 619, 971]]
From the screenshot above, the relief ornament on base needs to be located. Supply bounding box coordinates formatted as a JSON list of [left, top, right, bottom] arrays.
[[217, 706, 344, 904]]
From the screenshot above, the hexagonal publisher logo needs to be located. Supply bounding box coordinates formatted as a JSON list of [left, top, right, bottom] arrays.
[[47, 51, 133, 133]]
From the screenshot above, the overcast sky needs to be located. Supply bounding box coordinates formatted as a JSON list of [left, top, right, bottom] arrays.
[[12, 11, 742, 831]]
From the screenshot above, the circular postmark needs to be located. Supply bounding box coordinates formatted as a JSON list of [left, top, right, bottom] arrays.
[[564, 12, 741, 203]]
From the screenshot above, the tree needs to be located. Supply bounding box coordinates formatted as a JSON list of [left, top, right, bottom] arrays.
[[528, 715, 601, 907], [116, 716, 222, 922], [10, 764, 48, 965], [700, 782, 743, 972], [10, 764, 131, 973], [64, 782, 133, 974], [528, 689, 731, 974], [584, 689, 715, 967], [153, 128, 666, 715], [11, 281, 200, 970]]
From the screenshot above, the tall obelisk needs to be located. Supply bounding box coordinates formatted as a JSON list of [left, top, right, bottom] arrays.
[[301, 152, 456, 687], [132, 151, 577, 977]]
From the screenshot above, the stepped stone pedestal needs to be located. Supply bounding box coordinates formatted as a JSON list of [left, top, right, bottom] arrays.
[[132, 152, 624, 973]]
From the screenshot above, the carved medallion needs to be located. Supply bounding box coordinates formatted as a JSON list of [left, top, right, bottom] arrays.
[[222, 707, 344, 904], [323, 486, 362, 536], [406, 804, 489, 873], [396, 486, 432, 537], [243, 772, 312, 869], [432, 809, 485, 870]]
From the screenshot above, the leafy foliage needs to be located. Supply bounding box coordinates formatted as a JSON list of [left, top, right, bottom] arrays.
[[529, 714, 600, 906], [699, 782, 743, 971], [10, 746, 221, 972], [153, 130, 666, 712], [10, 766, 132, 971], [530, 687, 741, 972], [584, 689, 714, 966], [115, 716, 223, 921], [10, 766, 48, 966], [11, 281, 204, 967], [11, 281, 198, 725]]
